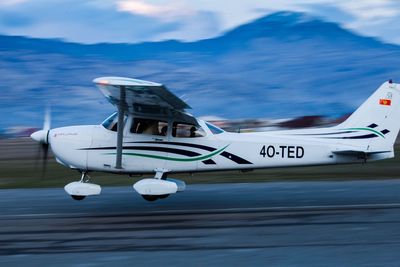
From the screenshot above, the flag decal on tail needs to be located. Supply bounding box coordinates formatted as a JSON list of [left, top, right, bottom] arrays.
[[379, 99, 391, 106]]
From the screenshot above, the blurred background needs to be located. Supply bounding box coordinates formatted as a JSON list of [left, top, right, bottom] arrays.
[[3, 2, 400, 266], [1, 0, 400, 186]]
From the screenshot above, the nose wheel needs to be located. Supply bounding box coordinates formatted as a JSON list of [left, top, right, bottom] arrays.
[[71, 195, 86, 201]]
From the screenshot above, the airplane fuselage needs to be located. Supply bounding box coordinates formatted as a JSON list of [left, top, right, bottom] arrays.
[[49, 118, 392, 175]]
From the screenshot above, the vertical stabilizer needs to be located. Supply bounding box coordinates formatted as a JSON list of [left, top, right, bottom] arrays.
[[336, 81, 400, 151]]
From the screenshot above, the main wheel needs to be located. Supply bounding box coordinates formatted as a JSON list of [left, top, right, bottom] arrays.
[[71, 195, 86, 201], [141, 195, 158, 202]]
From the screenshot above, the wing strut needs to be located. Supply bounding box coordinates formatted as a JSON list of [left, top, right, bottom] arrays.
[[115, 86, 126, 169]]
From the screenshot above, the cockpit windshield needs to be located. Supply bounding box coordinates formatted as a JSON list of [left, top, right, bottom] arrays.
[[101, 112, 127, 132], [205, 122, 224, 134], [101, 112, 118, 130]]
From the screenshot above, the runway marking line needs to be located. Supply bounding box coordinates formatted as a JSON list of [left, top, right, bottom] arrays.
[[2, 203, 400, 219]]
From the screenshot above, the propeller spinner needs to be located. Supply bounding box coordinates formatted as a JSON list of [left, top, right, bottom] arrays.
[[31, 108, 51, 177]]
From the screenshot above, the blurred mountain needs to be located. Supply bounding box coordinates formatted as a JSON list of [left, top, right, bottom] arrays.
[[1, 11, 400, 128]]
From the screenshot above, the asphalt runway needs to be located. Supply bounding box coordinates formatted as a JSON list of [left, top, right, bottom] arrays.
[[1, 180, 400, 266]]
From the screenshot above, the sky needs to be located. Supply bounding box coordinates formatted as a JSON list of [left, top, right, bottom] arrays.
[[0, 0, 400, 44]]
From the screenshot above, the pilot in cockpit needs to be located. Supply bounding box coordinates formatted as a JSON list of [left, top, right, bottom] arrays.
[[189, 126, 196, 137]]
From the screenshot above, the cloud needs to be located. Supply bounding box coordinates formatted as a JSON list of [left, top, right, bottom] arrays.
[[222, 0, 400, 45], [0, 0, 220, 43], [336, 0, 398, 21], [0, 11, 33, 28], [116, 0, 195, 21], [0, 0, 400, 45], [297, 0, 400, 44], [0, 0, 29, 6], [156, 10, 220, 40]]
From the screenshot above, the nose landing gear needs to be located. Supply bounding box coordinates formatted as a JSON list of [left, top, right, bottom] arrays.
[[64, 172, 101, 201], [134, 169, 186, 202]]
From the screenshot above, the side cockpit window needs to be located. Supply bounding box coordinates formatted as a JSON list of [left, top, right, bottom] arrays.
[[172, 122, 206, 138], [131, 118, 168, 136]]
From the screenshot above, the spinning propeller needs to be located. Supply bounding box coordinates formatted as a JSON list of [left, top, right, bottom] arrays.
[[30, 109, 51, 177]]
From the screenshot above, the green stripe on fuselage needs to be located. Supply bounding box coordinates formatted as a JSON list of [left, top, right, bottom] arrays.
[[104, 145, 229, 162], [343, 127, 385, 138]]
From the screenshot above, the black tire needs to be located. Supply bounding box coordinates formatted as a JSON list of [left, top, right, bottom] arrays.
[[71, 195, 86, 201], [141, 195, 158, 202], [158, 194, 169, 199]]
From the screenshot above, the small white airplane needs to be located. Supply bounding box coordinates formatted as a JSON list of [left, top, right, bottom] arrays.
[[31, 77, 400, 201]]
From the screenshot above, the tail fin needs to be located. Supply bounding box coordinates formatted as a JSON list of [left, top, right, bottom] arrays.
[[336, 81, 400, 152]]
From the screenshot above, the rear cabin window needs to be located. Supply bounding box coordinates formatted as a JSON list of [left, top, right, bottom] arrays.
[[130, 118, 168, 136], [205, 122, 224, 134], [172, 122, 206, 138]]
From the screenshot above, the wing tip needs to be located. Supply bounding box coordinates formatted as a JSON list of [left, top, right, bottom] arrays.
[[93, 76, 162, 87]]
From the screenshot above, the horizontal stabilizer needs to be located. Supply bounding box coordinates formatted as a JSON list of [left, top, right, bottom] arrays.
[[332, 150, 392, 155]]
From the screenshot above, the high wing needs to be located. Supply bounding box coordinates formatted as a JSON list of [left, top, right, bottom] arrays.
[[93, 76, 196, 124], [93, 76, 196, 170]]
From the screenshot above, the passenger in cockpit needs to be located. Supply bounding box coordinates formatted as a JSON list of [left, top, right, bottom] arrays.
[[160, 126, 168, 136]]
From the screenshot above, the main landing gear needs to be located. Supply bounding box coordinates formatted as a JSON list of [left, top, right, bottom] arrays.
[[64, 172, 101, 201], [133, 168, 186, 202], [63, 169, 186, 202], [71, 195, 86, 201], [141, 194, 169, 202]]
